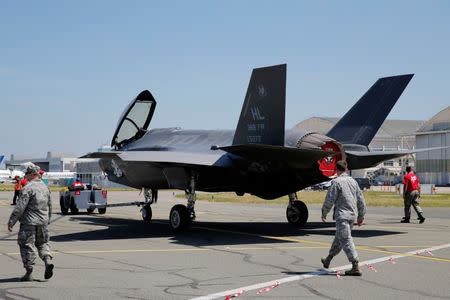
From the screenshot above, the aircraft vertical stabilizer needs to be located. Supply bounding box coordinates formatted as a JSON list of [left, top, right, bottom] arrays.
[[0, 155, 4, 166], [327, 74, 413, 146], [232, 64, 286, 146]]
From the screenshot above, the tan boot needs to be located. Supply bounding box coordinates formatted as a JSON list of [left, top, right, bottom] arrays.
[[321, 255, 333, 269], [20, 268, 33, 282], [345, 261, 362, 276], [418, 213, 425, 224], [44, 256, 54, 280]]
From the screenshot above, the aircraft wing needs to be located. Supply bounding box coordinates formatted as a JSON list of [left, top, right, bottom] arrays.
[[84, 145, 332, 171], [219, 144, 332, 169], [346, 146, 449, 169], [81, 151, 123, 159], [82, 151, 224, 167]]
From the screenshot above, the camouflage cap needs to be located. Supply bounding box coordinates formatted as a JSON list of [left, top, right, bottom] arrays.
[[24, 164, 41, 175]]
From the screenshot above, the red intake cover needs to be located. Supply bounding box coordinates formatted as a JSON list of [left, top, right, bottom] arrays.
[[318, 141, 342, 177], [295, 132, 344, 178]]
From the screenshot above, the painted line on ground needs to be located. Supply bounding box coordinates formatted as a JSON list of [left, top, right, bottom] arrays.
[[365, 224, 440, 231], [104, 216, 450, 262], [355, 246, 450, 263], [192, 224, 450, 262], [190, 243, 450, 300]]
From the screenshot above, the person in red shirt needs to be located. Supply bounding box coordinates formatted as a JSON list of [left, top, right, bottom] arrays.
[[402, 166, 425, 223], [20, 178, 28, 187], [11, 176, 22, 205]]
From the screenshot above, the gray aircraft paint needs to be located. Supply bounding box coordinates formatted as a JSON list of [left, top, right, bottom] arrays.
[[85, 65, 422, 200]]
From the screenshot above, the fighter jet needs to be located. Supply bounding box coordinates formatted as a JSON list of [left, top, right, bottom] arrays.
[[85, 64, 425, 230]]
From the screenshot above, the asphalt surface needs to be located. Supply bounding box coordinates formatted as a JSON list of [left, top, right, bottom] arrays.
[[1, 190, 449, 300]]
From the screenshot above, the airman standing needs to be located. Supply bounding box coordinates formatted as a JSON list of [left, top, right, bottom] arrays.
[[401, 166, 425, 223], [7, 164, 54, 281], [321, 160, 366, 276]]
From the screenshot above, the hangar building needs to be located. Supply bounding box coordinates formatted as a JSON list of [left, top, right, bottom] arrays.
[[415, 106, 450, 185], [6, 152, 77, 172]]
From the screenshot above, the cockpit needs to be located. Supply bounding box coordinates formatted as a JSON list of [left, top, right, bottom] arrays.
[[111, 90, 156, 149]]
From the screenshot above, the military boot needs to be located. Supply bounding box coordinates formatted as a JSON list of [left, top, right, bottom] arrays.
[[20, 268, 33, 282], [44, 256, 54, 280], [400, 217, 410, 223], [418, 213, 425, 224], [345, 261, 362, 276], [321, 255, 333, 269]]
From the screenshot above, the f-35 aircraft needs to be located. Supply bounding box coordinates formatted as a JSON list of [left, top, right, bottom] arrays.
[[85, 64, 423, 230]]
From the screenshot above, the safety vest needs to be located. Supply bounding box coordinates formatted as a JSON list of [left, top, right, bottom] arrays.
[[14, 181, 22, 191]]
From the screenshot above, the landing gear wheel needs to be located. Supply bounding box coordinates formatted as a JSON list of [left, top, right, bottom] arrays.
[[141, 205, 152, 222], [98, 208, 106, 214], [169, 204, 190, 231], [87, 207, 95, 214], [60, 196, 69, 215], [70, 197, 79, 214], [286, 200, 309, 226]]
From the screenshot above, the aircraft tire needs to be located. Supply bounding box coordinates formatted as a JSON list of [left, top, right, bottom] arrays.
[[87, 207, 95, 214], [70, 196, 79, 214], [141, 205, 152, 222], [169, 204, 190, 231], [60, 196, 69, 215], [286, 200, 308, 226], [98, 208, 107, 214]]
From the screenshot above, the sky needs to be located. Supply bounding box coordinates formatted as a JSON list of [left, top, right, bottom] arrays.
[[1, 1, 449, 159]]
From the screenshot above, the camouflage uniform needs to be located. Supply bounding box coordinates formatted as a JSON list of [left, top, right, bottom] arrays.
[[404, 190, 423, 220], [322, 173, 366, 263], [8, 177, 52, 270]]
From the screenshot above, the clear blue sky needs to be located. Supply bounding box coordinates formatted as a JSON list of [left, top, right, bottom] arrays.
[[1, 1, 449, 158]]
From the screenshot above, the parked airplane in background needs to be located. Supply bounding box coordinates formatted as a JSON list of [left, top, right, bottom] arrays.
[[42, 171, 76, 181], [0, 167, 24, 184], [6, 161, 75, 181], [85, 64, 435, 231], [1, 155, 25, 183]]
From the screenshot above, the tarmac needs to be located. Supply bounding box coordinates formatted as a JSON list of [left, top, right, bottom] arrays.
[[0, 190, 449, 300]]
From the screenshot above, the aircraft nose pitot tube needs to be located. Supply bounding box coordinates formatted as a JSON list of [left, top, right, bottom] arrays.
[[295, 132, 345, 177]]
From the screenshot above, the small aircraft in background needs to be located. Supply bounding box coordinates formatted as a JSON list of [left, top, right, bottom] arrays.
[[0, 155, 25, 183], [0, 170, 24, 183], [4, 161, 75, 181], [84, 64, 437, 231]]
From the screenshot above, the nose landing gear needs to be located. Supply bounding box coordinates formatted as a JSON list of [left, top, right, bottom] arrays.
[[141, 188, 158, 222]]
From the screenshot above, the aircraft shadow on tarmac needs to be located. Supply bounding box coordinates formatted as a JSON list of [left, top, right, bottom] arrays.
[[50, 215, 405, 247], [0, 277, 21, 283]]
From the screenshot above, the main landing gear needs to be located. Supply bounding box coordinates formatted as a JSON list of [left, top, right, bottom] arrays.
[[286, 192, 309, 226], [137, 175, 196, 231], [169, 174, 197, 231], [140, 188, 158, 222]]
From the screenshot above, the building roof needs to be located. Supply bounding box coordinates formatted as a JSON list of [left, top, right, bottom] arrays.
[[416, 106, 450, 133], [292, 117, 425, 138], [45, 152, 76, 159]]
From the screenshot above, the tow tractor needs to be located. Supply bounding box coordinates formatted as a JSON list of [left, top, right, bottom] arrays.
[[59, 185, 157, 221], [59, 185, 108, 215]]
